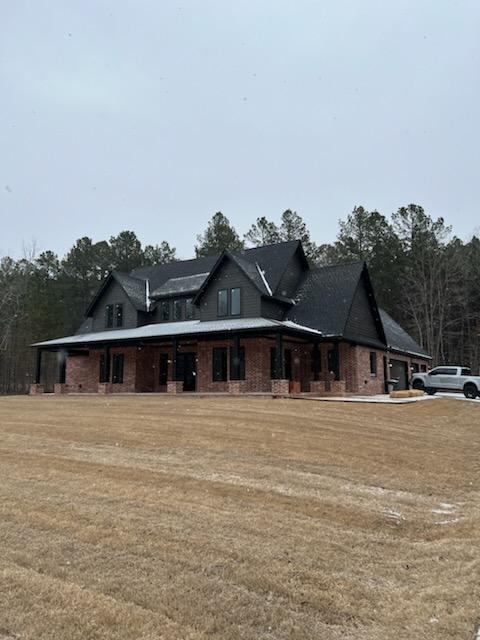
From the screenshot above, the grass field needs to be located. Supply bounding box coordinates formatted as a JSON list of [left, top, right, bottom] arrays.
[[0, 395, 479, 640]]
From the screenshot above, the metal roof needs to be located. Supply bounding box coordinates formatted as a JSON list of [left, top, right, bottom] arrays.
[[33, 317, 322, 348], [150, 272, 209, 298]]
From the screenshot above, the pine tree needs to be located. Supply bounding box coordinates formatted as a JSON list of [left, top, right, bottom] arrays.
[[195, 212, 244, 257]]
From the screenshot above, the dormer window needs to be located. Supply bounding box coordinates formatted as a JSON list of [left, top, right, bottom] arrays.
[[160, 300, 170, 321], [105, 304, 114, 328], [217, 288, 241, 317], [105, 303, 123, 328], [217, 289, 228, 317], [230, 288, 241, 316], [185, 298, 194, 319], [173, 299, 183, 321], [115, 303, 123, 327]]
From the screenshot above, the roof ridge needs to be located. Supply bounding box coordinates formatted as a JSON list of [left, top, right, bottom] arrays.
[[313, 260, 365, 271]]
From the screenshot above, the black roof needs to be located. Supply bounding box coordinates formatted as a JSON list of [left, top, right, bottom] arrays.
[[86, 271, 147, 315], [82, 239, 429, 360], [150, 272, 210, 298], [286, 262, 365, 336], [380, 309, 430, 358], [132, 240, 303, 296]]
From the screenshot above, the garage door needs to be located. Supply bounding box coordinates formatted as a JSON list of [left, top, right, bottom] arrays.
[[390, 359, 409, 390]]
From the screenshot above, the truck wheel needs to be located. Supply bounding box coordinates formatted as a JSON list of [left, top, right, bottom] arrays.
[[412, 379, 424, 390], [425, 387, 437, 395], [463, 383, 478, 399]]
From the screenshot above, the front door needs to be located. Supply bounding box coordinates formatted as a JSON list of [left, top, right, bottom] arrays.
[[178, 352, 197, 391]]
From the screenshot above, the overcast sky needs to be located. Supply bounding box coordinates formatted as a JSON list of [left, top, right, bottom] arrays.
[[1, 0, 479, 260]]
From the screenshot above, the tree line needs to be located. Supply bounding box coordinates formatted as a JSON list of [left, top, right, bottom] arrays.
[[1, 206, 479, 393]]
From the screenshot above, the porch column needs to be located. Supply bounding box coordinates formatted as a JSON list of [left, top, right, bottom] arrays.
[[98, 347, 112, 394], [168, 338, 183, 393], [273, 332, 284, 379], [172, 338, 180, 380], [105, 347, 111, 382], [30, 348, 44, 394], [271, 331, 289, 395], [229, 334, 242, 394], [57, 351, 67, 383], [312, 341, 321, 381], [230, 334, 240, 380], [54, 350, 68, 394], [35, 348, 43, 384]]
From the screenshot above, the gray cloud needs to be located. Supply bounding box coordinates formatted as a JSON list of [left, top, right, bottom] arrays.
[[1, 0, 479, 259]]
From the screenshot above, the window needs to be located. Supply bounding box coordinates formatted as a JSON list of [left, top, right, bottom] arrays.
[[160, 300, 170, 321], [411, 362, 420, 373], [212, 347, 228, 381], [173, 299, 183, 321], [112, 353, 124, 384], [461, 368, 472, 376], [185, 298, 194, 319], [105, 304, 114, 328], [159, 353, 169, 385], [370, 352, 377, 376], [420, 364, 427, 372], [217, 289, 228, 317], [115, 303, 123, 327], [230, 288, 241, 316], [99, 353, 109, 382], [229, 346, 245, 380]]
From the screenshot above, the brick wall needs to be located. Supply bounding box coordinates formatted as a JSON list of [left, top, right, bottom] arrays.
[[66, 353, 99, 392], [63, 338, 430, 395]]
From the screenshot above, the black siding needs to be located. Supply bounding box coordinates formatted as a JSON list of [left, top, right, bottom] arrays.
[[199, 259, 261, 321], [90, 280, 138, 332]]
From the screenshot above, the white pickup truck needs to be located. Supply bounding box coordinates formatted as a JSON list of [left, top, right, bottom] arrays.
[[411, 366, 480, 399]]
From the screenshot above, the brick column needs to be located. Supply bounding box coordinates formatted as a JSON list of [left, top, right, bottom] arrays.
[[271, 379, 289, 395], [330, 380, 346, 396], [228, 380, 242, 394], [310, 380, 326, 394], [167, 380, 183, 394], [30, 383, 44, 395], [98, 382, 112, 394], [54, 383, 67, 394]]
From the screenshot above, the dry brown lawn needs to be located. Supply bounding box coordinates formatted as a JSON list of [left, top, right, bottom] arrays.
[[0, 395, 479, 640]]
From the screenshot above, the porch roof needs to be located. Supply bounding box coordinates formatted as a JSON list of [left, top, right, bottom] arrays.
[[32, 318, 322, 349]]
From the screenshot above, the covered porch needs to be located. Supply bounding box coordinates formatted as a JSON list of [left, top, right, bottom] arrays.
[[30, 317, 398, 396]]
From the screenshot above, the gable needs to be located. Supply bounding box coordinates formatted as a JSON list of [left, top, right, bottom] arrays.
[[90, 278, 138, 332], [276, 246, 307, 298], [198, 257, 262, 321], [344, 274, 385, 347], [286, 262, 364, 334]]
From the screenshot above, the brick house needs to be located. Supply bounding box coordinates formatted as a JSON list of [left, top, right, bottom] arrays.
[[31, 240, 430, 396]]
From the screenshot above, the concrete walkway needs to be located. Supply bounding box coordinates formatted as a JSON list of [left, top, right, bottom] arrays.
[[292, 392, 480, 405]]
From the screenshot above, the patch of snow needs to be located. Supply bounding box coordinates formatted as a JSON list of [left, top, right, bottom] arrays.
[[383, 508, 405, 522], [145, 279, 151, 311], [435, 518, 459, 525], [256, 262, 272, 295]]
